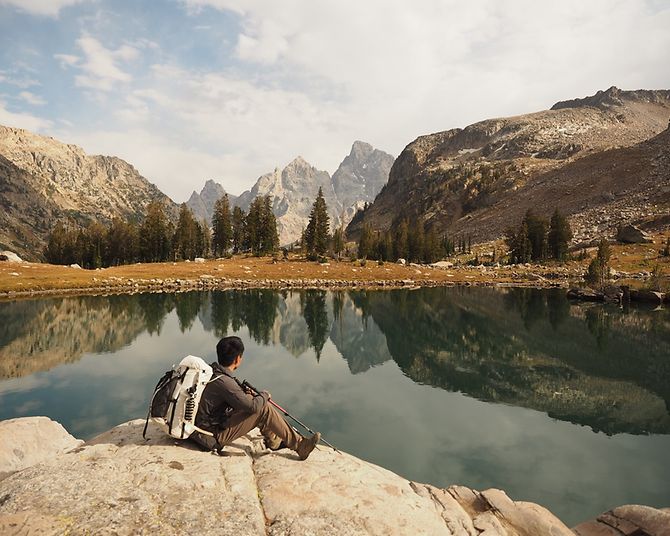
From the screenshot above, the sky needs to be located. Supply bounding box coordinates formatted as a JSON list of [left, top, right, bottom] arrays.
[[1, 1, 669, 202]]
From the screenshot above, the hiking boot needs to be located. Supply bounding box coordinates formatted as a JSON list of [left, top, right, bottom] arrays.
[[296, 432, 320, 461]]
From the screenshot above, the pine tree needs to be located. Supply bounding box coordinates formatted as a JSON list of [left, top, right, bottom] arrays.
[[332, 228, 345, 258], [358, 224, 373, 259], [523, 210, 549, 261], [212, 194, 233, 256], [393, 220, 409, 261], [304, 187, 331, 260], [245, 197, 263, 254], [45, 222, 76, 264], [140, 201, 171, 262], [423, 228, 442, 263], [231, 206, 245, 253], [548, 209, 572, 261], [584, 239, 612, 288], [505, 223, 532, 264], [259, 196, 279, 255], [408, 220, 425, 263], [173, 204, 199, 260], [105, 218, 138, 266], [195, 219, 210, 258]]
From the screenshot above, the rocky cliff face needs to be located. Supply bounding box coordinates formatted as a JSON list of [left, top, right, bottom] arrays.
[[236, 156, 337, 246], [0, 125, 177, 260], [236, 142, 394, 246], [331, 140, 394, 223], [346, 87, 670, 243], [186, 179, 237, 224]]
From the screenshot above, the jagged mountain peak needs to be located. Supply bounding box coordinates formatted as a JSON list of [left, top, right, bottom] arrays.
[[185, 179, 235, 224], [233, 142, 393, 245], [349, 140, 374, 157], [284, 155, 314, 173]]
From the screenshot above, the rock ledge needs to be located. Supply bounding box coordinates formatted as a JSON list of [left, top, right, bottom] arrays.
[[0, 418, 668, 535]]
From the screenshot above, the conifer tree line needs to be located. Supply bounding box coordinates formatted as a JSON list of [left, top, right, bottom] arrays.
[[357, 219, 450, 264], [505, 209, 572, 264], [44, 195, 279, 268]]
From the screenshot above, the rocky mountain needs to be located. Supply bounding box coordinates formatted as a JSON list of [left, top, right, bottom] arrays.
[[185, 179, 237, 224], [236, 142, 394, 246], [331, 141, 394, 223], [0, 125, 177, 261], [347, 87, 670, 243]]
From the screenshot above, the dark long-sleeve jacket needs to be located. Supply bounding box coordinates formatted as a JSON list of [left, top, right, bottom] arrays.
[[195, 362, 269, 433]]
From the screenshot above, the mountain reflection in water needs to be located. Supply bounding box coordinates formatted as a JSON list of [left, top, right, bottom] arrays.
[[1, 287, 668, 436]]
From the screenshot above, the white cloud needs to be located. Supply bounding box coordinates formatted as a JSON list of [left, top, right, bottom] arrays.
[[0, 0, 91, 17], [14, 1, 670, 204], [54, 35, 139, 92], [54, 53, 80, 68], [18, 90, 46, 106], [183, 0, 670, 145], [0, 100, 53, 131]]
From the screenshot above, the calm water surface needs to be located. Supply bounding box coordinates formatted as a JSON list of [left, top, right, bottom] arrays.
[[1, 287, 669, 525]]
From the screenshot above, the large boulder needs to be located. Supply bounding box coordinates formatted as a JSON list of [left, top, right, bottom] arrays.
[[630, 289, 665, 305], [616, 225, 653, 244], [567, 287, 605, 302], [573, 504, 670, 535], [0, 416, 82, 480], [0, 418, 578, 535], [0, 250, 22, 262]]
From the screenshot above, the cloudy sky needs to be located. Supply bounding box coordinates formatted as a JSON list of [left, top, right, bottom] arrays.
[[1, 0, 669, 202]]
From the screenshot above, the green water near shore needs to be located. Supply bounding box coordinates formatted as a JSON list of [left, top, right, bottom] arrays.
[[1, 287, 669, 525]]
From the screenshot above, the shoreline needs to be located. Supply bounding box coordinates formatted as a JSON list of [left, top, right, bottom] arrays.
[[1, 245, 666, 301], [0, 275, 573, 301], [0, 259, 583, 302]]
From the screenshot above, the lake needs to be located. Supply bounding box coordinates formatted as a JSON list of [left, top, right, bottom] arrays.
[[1, 287, 668, 526]]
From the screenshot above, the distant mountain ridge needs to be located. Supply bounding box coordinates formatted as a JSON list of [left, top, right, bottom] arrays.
[[186, 180, 237, 224], [0, 125, 177, 261], [207, 141, 394, 246], [347, 87, 670, 243]]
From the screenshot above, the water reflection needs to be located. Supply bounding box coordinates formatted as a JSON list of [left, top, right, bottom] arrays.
[[1, 287, 669, 436]]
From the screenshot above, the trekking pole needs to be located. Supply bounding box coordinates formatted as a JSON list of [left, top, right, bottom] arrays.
[[242, 380, 342, 454]]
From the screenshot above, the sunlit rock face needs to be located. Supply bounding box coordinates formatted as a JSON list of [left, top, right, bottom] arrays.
[[0, 125, 177, 260], [235, 142, 394, 246], [0, 418, 579, 535], [346, 87, 670, 244]]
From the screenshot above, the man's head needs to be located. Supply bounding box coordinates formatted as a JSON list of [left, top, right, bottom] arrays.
[[216, 336, 245, 368]]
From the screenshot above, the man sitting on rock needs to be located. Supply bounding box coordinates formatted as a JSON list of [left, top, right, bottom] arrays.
[[191, 336, 320, 460]]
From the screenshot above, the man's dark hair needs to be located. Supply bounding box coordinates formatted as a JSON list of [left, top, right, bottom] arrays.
[[216, 336, 245, 366]]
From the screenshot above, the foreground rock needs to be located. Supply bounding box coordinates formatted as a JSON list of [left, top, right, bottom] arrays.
[[0, 418, 572, 535], [0, 418, 667, 535], [0, 416, 82, 480]]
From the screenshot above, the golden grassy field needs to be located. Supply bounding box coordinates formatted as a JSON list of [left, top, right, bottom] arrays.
[[1, 232, 668, 298]]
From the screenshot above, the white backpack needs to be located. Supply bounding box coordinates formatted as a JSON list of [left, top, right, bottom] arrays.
[[143, 355, 221, 440]]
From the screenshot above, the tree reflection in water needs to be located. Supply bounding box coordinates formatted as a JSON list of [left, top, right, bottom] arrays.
[[1, 287, 668, 435]]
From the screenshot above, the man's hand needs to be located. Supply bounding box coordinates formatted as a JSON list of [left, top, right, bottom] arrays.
[[261, 390, 271, 400]]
